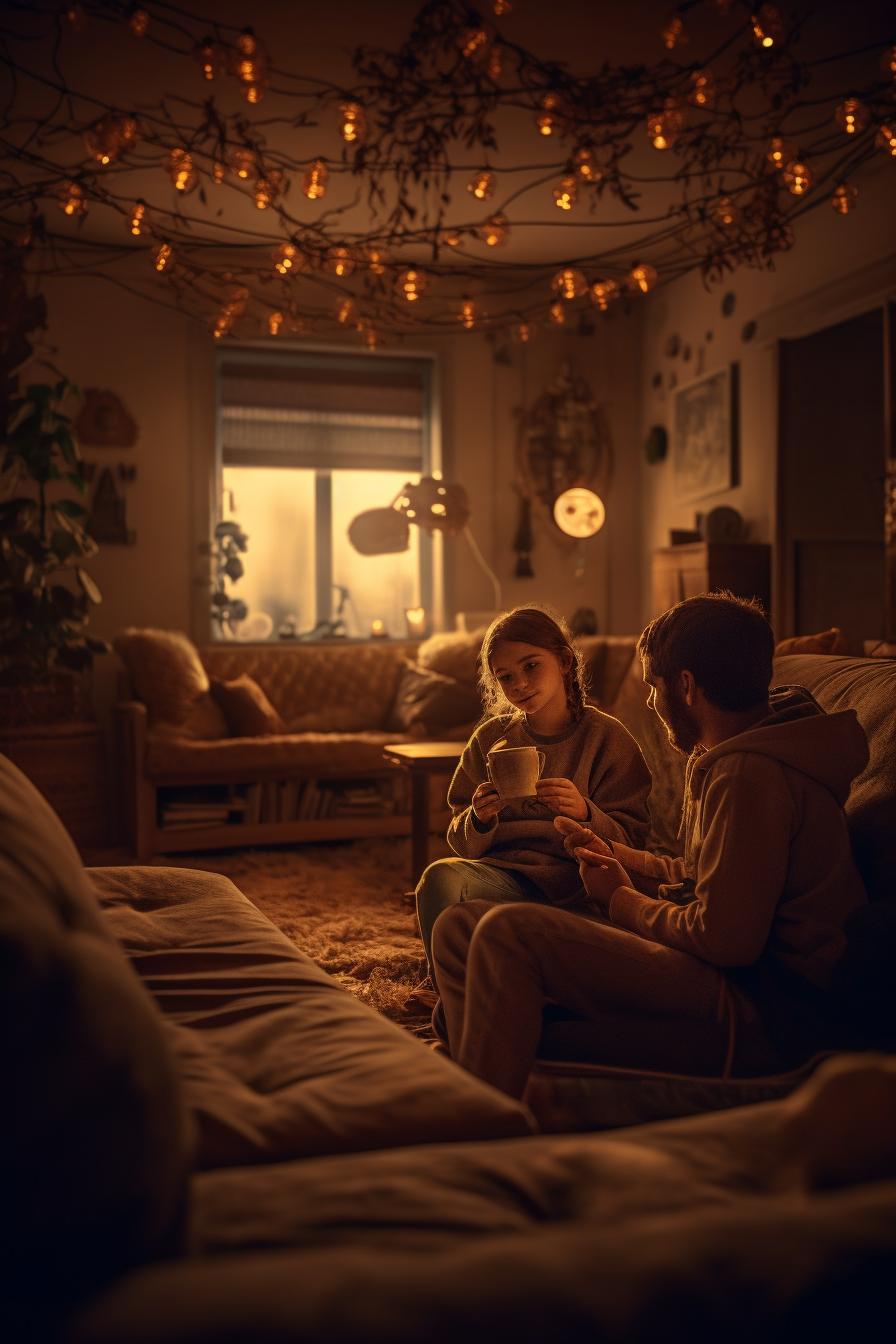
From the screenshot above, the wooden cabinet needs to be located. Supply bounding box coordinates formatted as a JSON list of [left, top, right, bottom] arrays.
[[651, 542, 771, 619], [0, 722, 112, 855]]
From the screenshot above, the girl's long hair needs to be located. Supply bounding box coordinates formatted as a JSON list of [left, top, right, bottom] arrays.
[[478, 605, 589, 722]]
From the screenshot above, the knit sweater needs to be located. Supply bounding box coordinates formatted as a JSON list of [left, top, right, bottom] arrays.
[[607, 687, 869, 989], [447, 707, 652, 903]]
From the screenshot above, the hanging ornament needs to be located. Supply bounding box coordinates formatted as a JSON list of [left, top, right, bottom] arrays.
[[229, 149, 256, 180], [552, 176, 578, 209], [57, 181, 88, 217], [835, 99, 869, 136], [535, 91, 564, 136], [781, 159, 814, 195], [302, 159, 328, 199], [573, 147, 601, 181], [751, 5, 783, 49], [712, 196, 741, 229], [468, 170, 496, 200], [549, 301, 566, 324], [765, 136, 796, 168], [630, 263, 658, 293], [167, 149, 196, 192], [660, 15, 685, 50], [551, 267, 587, 300], [394, 268, 428, 302], [647, 102, 684, 150], [339, 102, 367, 144], [83, 113, 140, 165], [230, 29, 270, 103], [589, 279, 619, 310], [477, 212, 509, 246], [876, 124, 896, 157], [268, 311, 283, 335], [253, 171, 283, 209], [192, 37, 227, 80], [127, 201, 146, 235], [152, 243, 174, 272], [831, 184, 858, 214], [336, 297, 357, 324], [128, 9, 149, 37], [325, 246, 355, 277], [688, 70, 715, 108], [272, 242, 297, 273], [457, 297, 478, 329]]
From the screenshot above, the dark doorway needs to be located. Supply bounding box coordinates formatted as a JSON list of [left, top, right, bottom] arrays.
[[777, 309, 885, 651]]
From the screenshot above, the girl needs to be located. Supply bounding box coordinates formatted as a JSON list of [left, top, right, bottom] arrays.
[[413, 606, 652, 999]]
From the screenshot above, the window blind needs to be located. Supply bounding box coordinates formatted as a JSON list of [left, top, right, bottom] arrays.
[[220, 356, 425, 472]]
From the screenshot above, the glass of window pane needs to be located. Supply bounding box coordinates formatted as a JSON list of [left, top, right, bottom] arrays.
[[221, 467, 316, 638], [331, 470, 420, 638]]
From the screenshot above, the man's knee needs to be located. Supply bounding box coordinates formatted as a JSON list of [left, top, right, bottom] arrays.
[[472, 901, 548, 957], [431, 898, 494, 966]]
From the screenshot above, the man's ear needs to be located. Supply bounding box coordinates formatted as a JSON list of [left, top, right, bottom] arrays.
[[680, 669, 697, 705]]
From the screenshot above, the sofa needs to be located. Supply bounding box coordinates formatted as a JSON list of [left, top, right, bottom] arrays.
[[3, 649, 894, 1342]]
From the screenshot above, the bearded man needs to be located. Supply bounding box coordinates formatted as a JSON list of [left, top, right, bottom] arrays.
[[430, 593, 869, 1096]]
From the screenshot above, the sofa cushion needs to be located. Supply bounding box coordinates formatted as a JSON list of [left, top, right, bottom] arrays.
[[0, 757, 191, 1335], [210, 675, 286, 737], [145, 729, 412, 782], [114, 628, 227, 739], [416, 628, 485, 685], [386, 660, 483, 737], [88, 866, 534, 1167], [775, 627, 851, 657]]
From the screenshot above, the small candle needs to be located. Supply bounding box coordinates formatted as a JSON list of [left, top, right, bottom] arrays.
[[405, 606, 426, 638], [371, 618, 387, 638]]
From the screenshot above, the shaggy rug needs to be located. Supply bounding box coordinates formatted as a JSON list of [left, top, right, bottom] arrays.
[[130, 836, 454, 1035]]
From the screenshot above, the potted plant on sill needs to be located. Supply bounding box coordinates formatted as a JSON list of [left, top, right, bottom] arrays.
[[0, 378, 107, 728]]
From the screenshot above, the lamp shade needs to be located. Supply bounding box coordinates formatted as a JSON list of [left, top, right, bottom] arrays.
[[347, 507, 410, 555], [553, 487, 606, 538], [395, 477, 470, 537]]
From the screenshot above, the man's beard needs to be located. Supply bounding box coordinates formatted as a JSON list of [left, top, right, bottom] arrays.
[[662, 686, 702, 755]]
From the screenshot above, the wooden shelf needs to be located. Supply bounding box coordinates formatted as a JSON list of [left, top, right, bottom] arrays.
[[152, 809, 453, 854]]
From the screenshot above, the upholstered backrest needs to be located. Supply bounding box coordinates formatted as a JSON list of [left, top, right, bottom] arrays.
[[0, 756, 192, 1334], [773, 654, 896, 902]]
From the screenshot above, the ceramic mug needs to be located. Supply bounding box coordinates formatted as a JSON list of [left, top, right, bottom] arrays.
[[486, 745, 545, 799]]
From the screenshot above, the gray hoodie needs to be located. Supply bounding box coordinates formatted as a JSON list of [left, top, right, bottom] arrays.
[[608, 687, 869, 989]]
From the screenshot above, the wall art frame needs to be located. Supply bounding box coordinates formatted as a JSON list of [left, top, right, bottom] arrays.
[[672, 363, 740, 503]]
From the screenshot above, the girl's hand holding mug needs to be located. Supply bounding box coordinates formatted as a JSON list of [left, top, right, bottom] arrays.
[[535, 777, 589, 821], [472, 781, 506, 822]]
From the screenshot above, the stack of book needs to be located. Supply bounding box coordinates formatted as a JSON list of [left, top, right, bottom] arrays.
[[159, 796, 249, 831]]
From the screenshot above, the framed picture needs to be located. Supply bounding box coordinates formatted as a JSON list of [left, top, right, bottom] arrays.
[[672, 364, 739, 502]]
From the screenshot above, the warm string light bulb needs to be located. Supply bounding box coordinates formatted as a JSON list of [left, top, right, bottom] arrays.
[[751, 4, 783, 49], [128, 9, 149, 37], [339, 103, 367, 144], [212, 161, 226, 184], [394, 268, 428, 302], [60, 4, 87, 31], [647, 103, 684, 150], [835, 99, 869, 135], [493, 0, 513, 13], [268, 311, 283, 335], [551, 267, 587, 300], [712, 196, 741, 229], [468, 170, 495, 200], [325, 246, 355, 277], [253, 172, 282, 209], [231, 29, 270, 103], [549, 301, 566, 324], [337, 297, 357, 324], [458, 297, 478, 329], [573, 146, 601, 181], [209, 287, 249, 340], [511, 322, 533, 343], [363, 246, 387, 274], [882, 46, 896, 80], [660, 16, 685, 50], [439, 228, 462, 247], [127, 200, 146, 235], [167, 149, 196, 192], [590, 279, 618, 310], [831, 183, 858, 214], [230, 149, 256, 180], [302, 159, 328, 199], [272, 242, 298, 274], [630, 263, 657, 293], [477, 212, 509, 246], [875, 124, 896, 157], [152, 242, 174, 272], [553, 176, 578, 209], [765, 136, 796, 168], [57, 180, 87, 217], [83, 113, 140, 165], [688, 70, 715, 108], [192, 37, 227, 80], [357, 320, 379, 348], [535, 92, 564, 136], [781, 159, 814, 195]]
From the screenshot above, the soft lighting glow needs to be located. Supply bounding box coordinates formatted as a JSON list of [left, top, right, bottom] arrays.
[[230, 149, 256, 180], [458, 27, 490, 61], [751, 5, 783, 49], [511, 322, 533, 343], [766, 136, 796, 168], [167, 149, 196, 192], [468, 170, 496, 200], [876, 124, 896, 157], [209, 287, 249, 340], [371, 618, 386, 637], [57, 180, 87, 216], [60, 3, 86, 30], [337, 297, 357, 324], [688, 70, 715, 107], [230, 28, 269, 102], [127, 200, 146, 235], [458, 297, 478, 329], [253, 172, 282, 209], [325, 246, 355, 277], [882, 46, 896, 80], [549, 301, 566, 324], [83, 113, 139, 164], [630, 263, 657, 293], [477, 212, 509, 245], [363, 246, 387, 273], [128, 9, 149, 37], [535, 92, 564, 137], [589, 279, 619, 310], [573, 146, 601, 181], [152, 242, 174, 271], [781, 159, 814, 195], [440, 228, 462, 247], [302, 159, 328, 199], [493, 0, 513, 14], [660, 16, 685, 50], [553, 487, 605, 538], [835, 99, 869, 135], [553, 175, 578, 209], [272, 241, 298, 274], [551, 267, 587, 300], [394, 268, 428, 301], [357, 319, 380, 348], [405, 607, 426, 637], [192, 37, 227, 80], [647, 104, 684, 150], [212, 161, 225, 184], [831, 183, 858, 214], [339, 102, 367, 143], [268, 311, 283, 334], [712, 196, 741, 228]]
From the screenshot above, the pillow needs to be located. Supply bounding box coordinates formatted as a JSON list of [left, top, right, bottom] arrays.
[[416, 628, 486, 686], [386, 659, 483, 737], [774, 627, 850, 657], [210, 674, 286, 737], [113, 628, 227, 739], [0, 755, 192, 1335]]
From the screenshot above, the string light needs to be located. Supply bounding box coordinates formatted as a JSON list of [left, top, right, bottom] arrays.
[[589, 279, 618, 310], [395, 268, 428, 301], [511, 322, 533, 343], [302, 159, 328, 199], [660, 16, 685, 50], [765, 137, 796, 169], [339, 102, 367, 143], [57, 181, 87, 217], [272, 242, 297, 273], [253, 172, 283, 209], [458, 27, 490, 61], [468, 170, 496, 200], [549, 301, 566, 324], [688, 70, 715, 108], [712, 196, 741, 229], [60, 4, 87, 31], [630, 263, 657, 293], [552, 267, 587, 299], [647, 103, 684, 150], [751, 5, 783, 49], [477, 212, 509, 245], [835, 99, 869, 135], [152, 242, 174, 271], [268, 311, 283, 334], [209, 287, 249, 340], [487, 46, 502, 79], [882, 46, 896, 80], [458, 297, 478, 329], [831, 183, 858, 214], [128, 9, 149, 37], [363, 245, 387, 273], [357, 319, 380, 348], [535, 92, 564, 136], [781, 159, 814, 195], [573, 147, 601, 181], [553, 176, 578, 209], [167, 149, 196, 192], [212, 161, 226, 184], [337, 297, 357, 324], [493, 0, 514, 13], [192, 37, 227, 80], [231, 29, 270, 103], [325, 246, 355, 276], [440, 228, 462, 247], [876, 124, 896, 157], [230, 149, 256, 180], [83, 113, 139, 164], [127, 200, 146, 235]]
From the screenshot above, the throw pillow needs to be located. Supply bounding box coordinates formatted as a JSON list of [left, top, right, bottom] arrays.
[[386, 659, 483, 736], [0, 756, 192, 1335], [774, 627, 850, 657], [113, 628, 222, 730], [210, 674, 286, 737], [416, 628, 486, 686]]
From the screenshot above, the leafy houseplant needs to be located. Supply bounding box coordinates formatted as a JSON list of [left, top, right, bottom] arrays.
[[0, 379, 107, 722], [210, 518, 249, 638]]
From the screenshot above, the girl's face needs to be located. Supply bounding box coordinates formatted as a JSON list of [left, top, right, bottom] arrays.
[[489, 640, 572, 726]]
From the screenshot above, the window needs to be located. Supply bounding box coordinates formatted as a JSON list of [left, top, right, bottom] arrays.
[[217, 349, 439, 640]]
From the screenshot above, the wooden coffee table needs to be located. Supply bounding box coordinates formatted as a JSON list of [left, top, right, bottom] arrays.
[[383, 741, 464, 884]]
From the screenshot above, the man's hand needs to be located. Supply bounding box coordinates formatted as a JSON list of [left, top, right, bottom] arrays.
[[471, 781, 506, 822], [573, 846, 631, 910], [536, 777, 589, 821], [553, 814, 613, 859]]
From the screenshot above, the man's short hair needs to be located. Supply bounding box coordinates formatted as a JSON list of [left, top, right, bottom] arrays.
[[637, 592, 774, 712]]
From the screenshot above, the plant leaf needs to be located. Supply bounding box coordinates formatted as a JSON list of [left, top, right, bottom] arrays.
[[54, 498, 87, 518], [76, 568, 102, 604]]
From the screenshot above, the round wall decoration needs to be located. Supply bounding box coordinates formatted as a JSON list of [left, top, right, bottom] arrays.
[[74, 389, 138, 448]]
